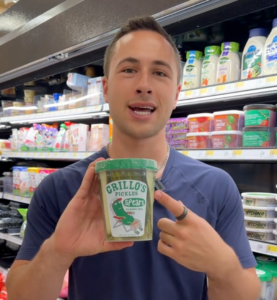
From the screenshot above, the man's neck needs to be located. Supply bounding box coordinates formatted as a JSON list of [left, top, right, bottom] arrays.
[[108, 129, 168, 169]]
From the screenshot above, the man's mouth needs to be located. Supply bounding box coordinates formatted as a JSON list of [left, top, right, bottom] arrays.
[[129, 106, 156, 116]]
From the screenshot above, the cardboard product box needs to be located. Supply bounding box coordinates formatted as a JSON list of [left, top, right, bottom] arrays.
[[69, 124, 89, 152], [89, 124, 109, 151]]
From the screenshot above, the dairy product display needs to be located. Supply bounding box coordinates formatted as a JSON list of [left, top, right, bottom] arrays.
[[201, 46, 221, 86], [264, 18, 277, 76], [217, 42, 240, 84], [244, 217, 275, 230], [182, 51, 203, 90], [244, 104, 276, 128], [242, 193, 277, 207], [242, 127, 276, 148], [187, 113, 214, 132], [241, 28, 267, 79], [211, 131, 242, 148], [246, 228, 274, 241], [187, 132, 211, 149], [213, 110, 244, 131], [243, 205, 277, 219], [256, 268, 274, 300]]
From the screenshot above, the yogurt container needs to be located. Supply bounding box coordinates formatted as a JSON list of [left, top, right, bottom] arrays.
[[256, 268, 274, 300], [246, 228, 274, 241], [244, 217, 275, 230], [187, 113, 214, 132], [95, 159, 157, 242], [241, 193, 277, 207], [243, 205, 277, 219], [256, 256, 277, 265], [187, 132, 211, 149], [213, 110, 244, 131], [242, 127, 276, 148], [243, 104, 276, 128], [211, 131, 242, 148]]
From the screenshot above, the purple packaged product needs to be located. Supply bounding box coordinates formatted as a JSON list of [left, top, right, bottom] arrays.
[[167, 118, 188, 131], [170, 139, 188, 149], [166, 129, 189, 143]]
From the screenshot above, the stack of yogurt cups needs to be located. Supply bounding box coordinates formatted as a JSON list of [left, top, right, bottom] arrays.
[[242, 192, 277, 243]]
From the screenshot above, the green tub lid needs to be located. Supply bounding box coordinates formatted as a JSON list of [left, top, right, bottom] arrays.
[[95, 158, 158, 172], [262, 264, 277, 277], [256, 268, 273, 282]]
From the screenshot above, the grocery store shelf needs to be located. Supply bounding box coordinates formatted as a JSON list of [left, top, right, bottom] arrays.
[[249, 240, 277, 257], [177, 75, 277, 106], [1, 151, 94, 160], [181, 149, 277, 161], [2, 193, 31, 204], [1, 104, 108, 124], [0, 233, 22, 245]]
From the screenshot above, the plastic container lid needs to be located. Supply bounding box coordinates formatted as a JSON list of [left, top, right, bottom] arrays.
[[256, 256, 277, 264], [213, 110, 244, 116], [186, 50, 203, 60], [256, 268, 273, 282], [273, 18, 277, 28], [221, 42, 240, 52], [249, 28, 268, 38], [243, 204, 276, 210], [245, 216, 275, 221], [204, 46, 221, 56], [186, 132, 211, 137], [241, 193, 277, 200], [187, 113, 214, 119], [262, 264, 277, 277], [211, 131, 242, 135], [243, 104, 275, 111], [95, 158, 158, 172], [246, 227, 273, 233], [242, 127, 275, 132]]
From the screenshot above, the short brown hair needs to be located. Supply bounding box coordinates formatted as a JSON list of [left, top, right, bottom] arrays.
[[103, 16, 181, 84]]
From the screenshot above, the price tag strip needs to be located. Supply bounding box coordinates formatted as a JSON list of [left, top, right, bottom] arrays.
[[250, 240, 277, 257]]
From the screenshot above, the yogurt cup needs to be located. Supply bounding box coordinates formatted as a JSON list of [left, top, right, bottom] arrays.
[[243, 104, 276, 127], [244, 216, 275, 230], [242, 127, 276, 148], [187, 113, 214, 132], [246, 227, 274, 241], [211, 130, 242, 148], [241, 192, 277, 207], [95, 159, 157, 242], [187, 132, 211, 149], [243, 204, 277, 219], [213, 110, 244, 131]]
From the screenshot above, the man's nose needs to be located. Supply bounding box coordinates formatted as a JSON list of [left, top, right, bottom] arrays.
[[136, 71, 152, 95]]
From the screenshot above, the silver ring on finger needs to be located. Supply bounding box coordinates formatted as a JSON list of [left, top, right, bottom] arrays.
[[176, 206, 188, 221]]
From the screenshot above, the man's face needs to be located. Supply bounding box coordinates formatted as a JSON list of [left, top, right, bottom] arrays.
[[103, 30, 181, 140]]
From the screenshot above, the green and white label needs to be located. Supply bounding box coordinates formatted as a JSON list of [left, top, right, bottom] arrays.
[[243, 131, 270, 147], [105, 180, 147, 237], [245, 110, 270, 126]]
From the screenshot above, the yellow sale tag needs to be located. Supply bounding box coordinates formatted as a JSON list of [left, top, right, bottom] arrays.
[[200, 88, 208, 95], [181, 151, 189, 156], [270, 150, 277, 155], [185, 90, 193, 97], [83, 107, 88, 112], [47, 153, 51, 157], [235, 82, 245, 88], [54, 153, 58, 157], [206, 150, 214, 156], [232, 150, 242, 156], [73, 153, 77, 157], [216, 85, 226, 92], [266, 76, 277, 83], [267, 245, 277, 252]]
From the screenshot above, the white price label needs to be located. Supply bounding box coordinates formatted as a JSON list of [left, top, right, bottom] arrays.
[[223, 150, 231, 158], [103, 104, 109, 111], [259, 150, 267, 158]]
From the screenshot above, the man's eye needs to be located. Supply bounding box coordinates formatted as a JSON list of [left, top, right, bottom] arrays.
[[123, 69, 136, 73], [154, 71, 166, 77]]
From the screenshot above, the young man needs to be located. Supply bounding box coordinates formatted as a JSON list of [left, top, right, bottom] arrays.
[[6, 16, 260, 300]]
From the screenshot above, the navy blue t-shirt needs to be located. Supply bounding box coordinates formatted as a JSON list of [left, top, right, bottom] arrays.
[[16, 147, 256, 300]]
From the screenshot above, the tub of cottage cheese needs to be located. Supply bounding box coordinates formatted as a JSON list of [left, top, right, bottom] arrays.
[[95, 158, 157, 242], [243, 204, 277, 219], [244, 216, 275, 230], [246, 228, 274, 241], [242, 193, 277, 207]]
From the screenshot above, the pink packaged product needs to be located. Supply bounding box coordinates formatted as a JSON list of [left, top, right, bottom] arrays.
[[166, 129, 189, 144], [167, 118, 188, 132], [213, 111, 244, 131], [169, 140, 188, 150], [187, 113, 214, 133], [187, 132, 212, 149], [69, 124, 88, 151], [211, 131, 242, 149], [38, 168, 57, 185], [89, 124, 109, 151]]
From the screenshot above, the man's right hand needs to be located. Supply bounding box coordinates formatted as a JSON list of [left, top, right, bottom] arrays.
[[48, 157, 134, 266]]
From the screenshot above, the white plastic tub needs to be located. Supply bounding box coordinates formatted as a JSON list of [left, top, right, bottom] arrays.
[[244, 216, 275, 230], [246, 228, 274, 241], [241, 193, 277, 207], [243, 205, 277, 219]]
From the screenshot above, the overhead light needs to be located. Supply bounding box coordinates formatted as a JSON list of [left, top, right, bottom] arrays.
[[9, 111, 109, 124], [177, 86, 277, 106]]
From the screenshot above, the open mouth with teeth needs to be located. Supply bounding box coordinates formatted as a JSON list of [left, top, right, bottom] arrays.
[[129, 106, 156, 116]]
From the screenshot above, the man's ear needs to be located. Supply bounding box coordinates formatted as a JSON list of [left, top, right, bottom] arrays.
[[173, 83, 181, 109], [102, 76, 108, 104]]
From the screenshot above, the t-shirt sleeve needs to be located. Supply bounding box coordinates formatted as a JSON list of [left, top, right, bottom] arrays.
[[16, 174, 60, 261], [214, 172, 256, 269]]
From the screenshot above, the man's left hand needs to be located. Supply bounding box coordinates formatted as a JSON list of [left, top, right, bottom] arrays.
[[155, 190, 235, 279]]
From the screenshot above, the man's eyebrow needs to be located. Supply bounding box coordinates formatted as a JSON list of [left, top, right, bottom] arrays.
[[152, 60, 173, 72], [117, 57, 139, 67]]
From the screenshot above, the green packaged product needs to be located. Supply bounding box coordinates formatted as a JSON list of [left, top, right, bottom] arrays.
[[95, 159, 157, 242], [242, 127, 276, 148]]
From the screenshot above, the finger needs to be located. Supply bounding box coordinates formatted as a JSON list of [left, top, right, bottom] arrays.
[[157, 218, 176, 235], [103, 241, 134, 252], [155, 191, 190, 223], [76, 158, 105, 199], [90, 170, 100, 196], [157, 239, 175, 258], [159, 231, 176, 247]]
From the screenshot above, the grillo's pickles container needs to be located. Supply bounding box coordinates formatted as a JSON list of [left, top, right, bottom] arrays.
[[95, 159, 157, 242]]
